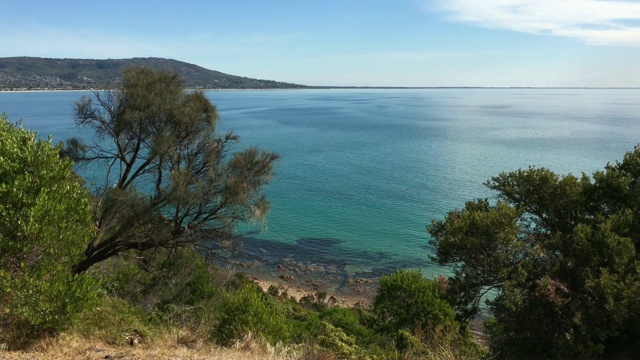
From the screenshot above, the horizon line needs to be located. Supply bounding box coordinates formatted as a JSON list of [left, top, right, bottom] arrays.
[[2, 86, 640, 92]]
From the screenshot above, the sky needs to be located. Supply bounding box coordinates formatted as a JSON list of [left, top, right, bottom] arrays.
[[2, 0, 640, 87]]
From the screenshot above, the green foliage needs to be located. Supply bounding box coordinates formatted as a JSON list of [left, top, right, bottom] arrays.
[[373, 270, 456, 337], [321, 307, 378, 345], [317, 322, 365, 360], [68, 67, 280, 273], [73, 296, 151, 345], [319, 307, 391, 359], [93, 247, 231, 316], [86, 248, 243, 346], [0, 114, 100, 347], [428, 199, 522, 320], [41, 241, 483, 358], [95, 256, 150, 304], [0, 56, 308, 90], [213, 283, 293, 345], [371, 270, 482, 358], [393, 326, 485, 360], [0, 270, 100, 348], [429, 147, 640, 359]]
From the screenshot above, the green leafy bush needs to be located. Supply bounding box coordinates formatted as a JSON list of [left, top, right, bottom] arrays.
[[373, 269, 456, 337], [94, 247, 227, 310], [213, 283, 293, 345], [319, 307, 385, 349], [90, 247, 271, 346], [429, 148, 640, 358], [73, 296, 151, 345], [317, 321, 364, 360], [0, 114, 100, 347], [371, 270, 485, 357]]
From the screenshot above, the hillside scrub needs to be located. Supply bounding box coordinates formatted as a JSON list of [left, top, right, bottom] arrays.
[[81, 248, 481, 359], [429, 146, 640, 359], [0, 114, 100, 348]]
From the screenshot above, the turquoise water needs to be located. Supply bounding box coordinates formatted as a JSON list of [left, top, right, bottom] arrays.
[[2, 89, 640, 279]]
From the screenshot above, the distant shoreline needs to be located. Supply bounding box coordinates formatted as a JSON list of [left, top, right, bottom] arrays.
[[2, 86, 640, 93], [0, 89, 95, 93]]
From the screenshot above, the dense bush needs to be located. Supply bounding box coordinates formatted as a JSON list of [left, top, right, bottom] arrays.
[[87, 247, 231, 344], [95, 248, 225, 312], [321, 307, 377, 344], [33, 246, 486, 358], [429, 147, 640, 359], [213, 283, 294, 345], [373, 270, 456, 337], [371, 270, 483, 358], [91, 248, 299, 347], [316, 321, 364, 360], [0, 114, 100, 348], [73, 296, 152, 345]]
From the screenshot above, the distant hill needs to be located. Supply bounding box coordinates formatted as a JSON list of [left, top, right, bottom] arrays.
[[0, 57, 309, 90]]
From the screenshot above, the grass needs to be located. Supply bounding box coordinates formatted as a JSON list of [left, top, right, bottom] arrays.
[[0, 332, 484, 360], [0, 332, 299, 360]]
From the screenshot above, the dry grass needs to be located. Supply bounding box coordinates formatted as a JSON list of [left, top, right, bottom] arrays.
[[0, 332, 300, 360]]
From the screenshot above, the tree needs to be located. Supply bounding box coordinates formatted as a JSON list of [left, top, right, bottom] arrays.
[[0, 114, 99, 346], [428, 148, 640, 359], [66, 67, 279, 273]]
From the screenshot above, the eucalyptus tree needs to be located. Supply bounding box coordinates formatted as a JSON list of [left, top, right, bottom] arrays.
[[428, 148, 640, 359], [67, 67, 279, 273]]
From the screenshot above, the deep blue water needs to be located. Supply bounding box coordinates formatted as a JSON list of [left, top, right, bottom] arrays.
[[2, 89, 639, 279]]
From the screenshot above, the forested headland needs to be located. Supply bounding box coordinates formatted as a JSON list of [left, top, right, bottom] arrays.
[[1, 67, 639, 360], [0, 57, 309, 90]]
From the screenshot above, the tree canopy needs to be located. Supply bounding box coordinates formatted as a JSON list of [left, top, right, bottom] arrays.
[[66, 67, 279, 273], [428, 147, 640, 359]]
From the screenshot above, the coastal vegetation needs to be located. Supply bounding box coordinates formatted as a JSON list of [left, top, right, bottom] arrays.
[[429, 149, 640, 358], [0, 113, 100, 348], [0, 57, 309, 90], [63, 67, 279, 273], [1, 68, 639, 359]]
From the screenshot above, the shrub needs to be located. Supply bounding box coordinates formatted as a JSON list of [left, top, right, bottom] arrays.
[[212, 283, 293, 346], [0, 114, 100, 348], [95, 255, 150, 304], [373, 269, 456, 337], [94, 247, 226, 311], [316, 322, 364, 360], [371, 269, 486, 358], [72, 296, 152, 345], [320, 307, 384, 348]]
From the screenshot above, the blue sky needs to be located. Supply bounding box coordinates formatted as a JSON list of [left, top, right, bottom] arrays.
[[2, 0, 640, 87]]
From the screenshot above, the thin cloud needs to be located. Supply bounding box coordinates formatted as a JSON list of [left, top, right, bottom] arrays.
[[426, 0, 640, 46], [317, 51, 448, 62], [0, 26, 169, 59], [0, 23, 299, 62]]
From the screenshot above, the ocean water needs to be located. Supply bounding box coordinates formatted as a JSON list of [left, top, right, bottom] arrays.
[[2, 89, 640, 281]]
